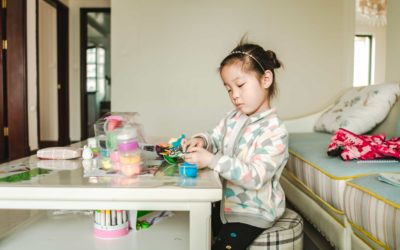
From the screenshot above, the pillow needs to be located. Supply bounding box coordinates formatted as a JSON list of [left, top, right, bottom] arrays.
[[314, 83, 400, 134], [37, 147, 82, 160]]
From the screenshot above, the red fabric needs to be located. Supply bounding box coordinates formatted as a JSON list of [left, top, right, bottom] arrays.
[[327, 128, 400, 161]]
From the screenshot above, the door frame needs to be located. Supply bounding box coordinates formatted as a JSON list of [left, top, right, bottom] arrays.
[[36, 0, 70, 148], [0, 2, 5, 160], [80, 8, 110, 140]]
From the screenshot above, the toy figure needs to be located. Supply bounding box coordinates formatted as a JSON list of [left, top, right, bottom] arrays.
[[82, 145, 94, 160]]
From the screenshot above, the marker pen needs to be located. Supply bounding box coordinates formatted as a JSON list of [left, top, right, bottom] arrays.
[[95, 210, 101, 224], [117, 210, 122, 225], [111, 210, 116, 226], [101, 210, 106, 226], [105, 210, 111, 226], [122, 210, 127, 223]]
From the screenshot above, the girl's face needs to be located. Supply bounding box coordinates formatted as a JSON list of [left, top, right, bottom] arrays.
[[220, 61, 272, 116]]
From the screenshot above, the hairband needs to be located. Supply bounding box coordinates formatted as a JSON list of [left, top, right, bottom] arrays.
[[230, 51, 265, 72]]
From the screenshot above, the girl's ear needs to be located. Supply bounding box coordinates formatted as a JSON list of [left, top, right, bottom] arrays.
[[262, 70, 273, 89]]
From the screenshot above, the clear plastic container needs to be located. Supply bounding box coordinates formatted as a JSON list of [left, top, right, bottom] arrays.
[[94, 121, 109, 158], [117, 128, 142, 176], [104, 116, 125, 163]]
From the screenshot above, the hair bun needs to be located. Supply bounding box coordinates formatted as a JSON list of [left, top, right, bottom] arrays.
[[265, 50, 281, 69]]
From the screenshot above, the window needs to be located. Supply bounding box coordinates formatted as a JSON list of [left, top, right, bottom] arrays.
[[86, 47, 106, 93], [353, 35, 373, 87]]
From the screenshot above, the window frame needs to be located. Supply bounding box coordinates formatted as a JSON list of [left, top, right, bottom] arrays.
[[354, 34, 373, 86]]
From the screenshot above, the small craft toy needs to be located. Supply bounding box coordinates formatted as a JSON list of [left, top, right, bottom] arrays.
[[156, 134, 186, 165], [82, 145, 94, 160], [170, 134, 185, 148]]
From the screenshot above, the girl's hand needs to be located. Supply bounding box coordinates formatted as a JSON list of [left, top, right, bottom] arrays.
[[181, 137, 205, 152], [184, 146, 213, 168]]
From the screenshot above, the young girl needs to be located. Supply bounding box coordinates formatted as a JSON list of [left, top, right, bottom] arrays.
[[182, 42, 289, 250]]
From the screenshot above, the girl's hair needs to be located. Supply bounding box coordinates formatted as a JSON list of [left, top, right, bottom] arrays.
[[219, 42, 282, 100]]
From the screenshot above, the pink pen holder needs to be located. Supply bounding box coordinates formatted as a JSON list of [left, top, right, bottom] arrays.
[[93, 210, 130, 239], [93, 222, 129, 239]]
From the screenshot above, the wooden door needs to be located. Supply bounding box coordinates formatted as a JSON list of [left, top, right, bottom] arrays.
[[56, 2, 70, 146], [6, 0, 29, 160]]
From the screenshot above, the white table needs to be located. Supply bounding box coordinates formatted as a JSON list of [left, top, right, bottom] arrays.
[[0, 152, 222, 250]]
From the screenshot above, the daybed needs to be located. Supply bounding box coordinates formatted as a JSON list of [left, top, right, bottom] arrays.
[[282, 83, 400, 249]]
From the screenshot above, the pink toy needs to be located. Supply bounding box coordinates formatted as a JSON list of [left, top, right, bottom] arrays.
[[104, 115, 124, 131], [110, 151, 120, 162]]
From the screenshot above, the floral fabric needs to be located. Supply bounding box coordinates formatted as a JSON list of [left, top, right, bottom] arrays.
[[327, 128, 400, 161]]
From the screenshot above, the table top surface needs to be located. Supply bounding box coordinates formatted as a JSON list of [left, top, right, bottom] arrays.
[[0, 143, 222, 204]]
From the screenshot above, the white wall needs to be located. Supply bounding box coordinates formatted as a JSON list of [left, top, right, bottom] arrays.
[[386, 0, 400, 82], [112, 0, 355, 138]]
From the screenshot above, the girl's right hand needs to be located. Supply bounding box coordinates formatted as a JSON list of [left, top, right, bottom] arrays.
[[181, 137, 205, 152]]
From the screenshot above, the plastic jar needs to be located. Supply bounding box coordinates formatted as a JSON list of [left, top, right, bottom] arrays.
[[179, 162, 198, 178], [117, 129, 142, 176]]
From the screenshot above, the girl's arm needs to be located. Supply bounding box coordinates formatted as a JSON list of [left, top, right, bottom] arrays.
[[209, 127, 288, 191]]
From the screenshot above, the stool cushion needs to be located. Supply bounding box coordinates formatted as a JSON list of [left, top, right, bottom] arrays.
[[249, 208, 303, 250]]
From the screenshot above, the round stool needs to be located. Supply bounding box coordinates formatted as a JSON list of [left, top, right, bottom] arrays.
[[248, 208, 303, 250]]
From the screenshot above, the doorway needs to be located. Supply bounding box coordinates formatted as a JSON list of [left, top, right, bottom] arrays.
[[37, 0, 69, 148], [80, 8, 111, 140]]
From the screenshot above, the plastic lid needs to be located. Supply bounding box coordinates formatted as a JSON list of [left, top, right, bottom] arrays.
[[118, 140, 139, 152], [182, 162, 197, 168]]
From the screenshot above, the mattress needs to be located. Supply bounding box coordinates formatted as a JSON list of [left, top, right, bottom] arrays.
[[344, 175, 400, 249]]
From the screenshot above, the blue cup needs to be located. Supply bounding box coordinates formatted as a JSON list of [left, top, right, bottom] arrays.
[[179, 162, 198, 178]]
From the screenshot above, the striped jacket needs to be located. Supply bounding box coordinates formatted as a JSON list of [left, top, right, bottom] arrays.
[[197, 108, 289, 228]]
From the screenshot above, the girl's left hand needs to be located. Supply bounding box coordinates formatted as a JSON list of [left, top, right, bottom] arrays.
[[184, 146, 213, 168]]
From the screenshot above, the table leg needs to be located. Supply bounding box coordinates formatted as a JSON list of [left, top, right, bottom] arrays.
[[189, 202, 211, 250]]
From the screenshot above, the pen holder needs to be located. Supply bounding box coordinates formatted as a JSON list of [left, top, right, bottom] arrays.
[[179, 162, 198, 178], [93, 210, 130, 239]]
